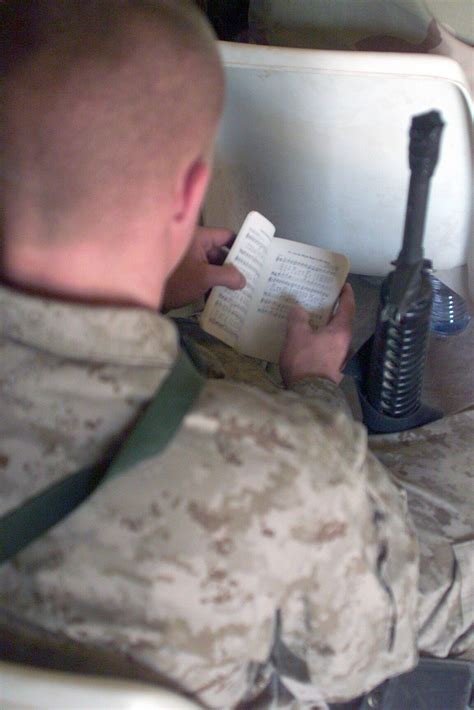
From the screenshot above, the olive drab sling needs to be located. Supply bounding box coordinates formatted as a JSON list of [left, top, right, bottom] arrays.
[[0, 348, 204, 563]]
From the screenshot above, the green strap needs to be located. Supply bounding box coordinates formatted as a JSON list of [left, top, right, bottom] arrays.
[[0, 348, 204, 564]]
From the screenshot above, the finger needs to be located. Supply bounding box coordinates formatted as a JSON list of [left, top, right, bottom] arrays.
[[200, 227, 235, 249], [204, 264, 246, 291], [204, 229, 237, 265], [287, 304, 311, 328], [207, 245, 231, 266], [329, 283, 356, 330]]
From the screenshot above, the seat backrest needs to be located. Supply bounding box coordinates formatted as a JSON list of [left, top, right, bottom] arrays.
[[204, 43, 473, 276], [249, 0, 435, 50], [0, 660, 200, 710]]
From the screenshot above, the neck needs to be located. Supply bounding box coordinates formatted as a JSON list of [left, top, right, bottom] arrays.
[[1, 221, 168, 310]]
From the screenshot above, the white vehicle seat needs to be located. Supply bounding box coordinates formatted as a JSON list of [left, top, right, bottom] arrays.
[[204, 42, 473, 295], [0, 660, 200, 710]]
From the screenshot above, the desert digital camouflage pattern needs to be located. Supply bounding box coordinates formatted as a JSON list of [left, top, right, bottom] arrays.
[[0, 284, 472, 708], [191, 320, 474, 667], [371, 416, 474, 660]]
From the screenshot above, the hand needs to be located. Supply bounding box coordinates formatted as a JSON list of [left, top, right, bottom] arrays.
[[162, 227, 246, 312], [280, 283, 356, 387]]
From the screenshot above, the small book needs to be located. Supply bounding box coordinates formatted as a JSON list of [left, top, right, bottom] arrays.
[[200, 211, 350, 363]]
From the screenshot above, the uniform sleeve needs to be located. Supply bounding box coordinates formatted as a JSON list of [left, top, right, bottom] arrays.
[[267, 409, 420, 706], [289, 375, 352, 417]]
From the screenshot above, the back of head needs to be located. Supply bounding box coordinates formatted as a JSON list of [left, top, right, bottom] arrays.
[[0, 0, 224, 239]]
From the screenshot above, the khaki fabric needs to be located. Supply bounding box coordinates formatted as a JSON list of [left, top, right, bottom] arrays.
[[194, 324, 474, 664], [371, 418, 474, 659], [0, 284, 471, 708]]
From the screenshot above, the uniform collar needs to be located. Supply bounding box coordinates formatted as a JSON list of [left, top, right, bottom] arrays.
[[0, 283, 179, 367]]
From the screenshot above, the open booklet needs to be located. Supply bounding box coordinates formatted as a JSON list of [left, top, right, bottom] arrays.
[[200, 211, 350, 363]]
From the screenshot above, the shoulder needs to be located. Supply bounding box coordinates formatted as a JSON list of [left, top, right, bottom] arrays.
[[183, 377, 369, 476]]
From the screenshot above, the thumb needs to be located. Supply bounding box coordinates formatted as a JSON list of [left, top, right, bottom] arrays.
[[288, 303, 310, 324], [287, 304, 310, 332], [329, 283, 355, 331], [205, 264, 246, 291]]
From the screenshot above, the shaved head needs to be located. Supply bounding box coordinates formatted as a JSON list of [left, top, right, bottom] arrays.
[[0, 0, 224, 241]]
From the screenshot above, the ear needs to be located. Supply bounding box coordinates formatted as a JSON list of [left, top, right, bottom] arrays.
[[167, 158, 210, 267]]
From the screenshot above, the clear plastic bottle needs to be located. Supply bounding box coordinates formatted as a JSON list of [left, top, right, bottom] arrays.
[[430, 274, 471, 335]]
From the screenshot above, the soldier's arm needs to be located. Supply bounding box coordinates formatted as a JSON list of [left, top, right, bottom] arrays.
[[280, 283, 355, 411], [162, 227, 245, 311]]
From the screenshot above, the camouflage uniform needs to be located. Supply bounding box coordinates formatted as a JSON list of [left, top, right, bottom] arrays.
[[0, 283, 472, 708]]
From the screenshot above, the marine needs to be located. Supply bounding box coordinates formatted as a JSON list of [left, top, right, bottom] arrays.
[[0, 1, 472, 707]]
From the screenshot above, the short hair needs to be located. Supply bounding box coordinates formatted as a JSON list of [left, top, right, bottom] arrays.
[[0, 0, 224, 226]]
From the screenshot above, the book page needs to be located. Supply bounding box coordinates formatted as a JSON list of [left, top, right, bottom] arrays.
[[238, 238, 350, 363], [200, 211, 275, 348]]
